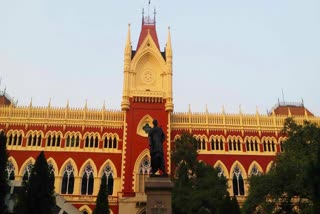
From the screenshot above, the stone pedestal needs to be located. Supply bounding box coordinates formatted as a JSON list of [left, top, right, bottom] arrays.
[[145, 176, 174, 214]]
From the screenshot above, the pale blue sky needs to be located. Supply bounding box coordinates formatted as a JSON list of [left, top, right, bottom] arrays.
[[0, 0, 319, 115]]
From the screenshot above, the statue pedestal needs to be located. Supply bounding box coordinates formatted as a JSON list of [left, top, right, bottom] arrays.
[[145, 175, 173, 214]]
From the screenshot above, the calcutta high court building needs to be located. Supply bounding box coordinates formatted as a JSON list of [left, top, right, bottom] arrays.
[[1, 7, 319, 214]]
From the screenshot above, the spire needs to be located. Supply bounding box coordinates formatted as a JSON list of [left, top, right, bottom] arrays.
[[166, 26, 172, 58], [136, 4, 160, 51], [125, 24, 132, 55]]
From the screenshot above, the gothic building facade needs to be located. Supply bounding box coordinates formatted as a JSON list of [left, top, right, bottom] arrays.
[[1, 12, 319, 214]]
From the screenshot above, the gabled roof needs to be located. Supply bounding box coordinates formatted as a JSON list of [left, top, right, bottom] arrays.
[[136, 16, 160, 51]]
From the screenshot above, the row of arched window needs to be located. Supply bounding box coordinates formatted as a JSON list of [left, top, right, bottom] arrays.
[[190, 135, 285, 152], [5, 159, 115, 196], [216, 162, 267, 196], [6, 130, 119, 150]]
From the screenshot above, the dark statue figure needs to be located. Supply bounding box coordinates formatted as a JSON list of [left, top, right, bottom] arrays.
[[144, 119, 166, 175]]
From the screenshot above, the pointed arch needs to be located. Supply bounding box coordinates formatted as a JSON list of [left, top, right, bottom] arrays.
[[7, 157, 18, 180], [266, 161, 274, 173], [230, 161, 246, 196], [59, 158, 78, 176], [136, 114, 154, 137], [248, 161, 263, 176], [134, 149, 151, 174], [64, 131, 82, 139], [19, 157, 35, 176], [79, 159, 98, 177], [8, 157, 18, 177], [133, 149, 151, 192], [213, 160, 229, 178], [60, 158, 77, 195], [230, 161, 247, 179], [79, 205, 92, 214], [98, 159, 118, 178], [47, 157, 58, 176], [173, 134, 181, 141]]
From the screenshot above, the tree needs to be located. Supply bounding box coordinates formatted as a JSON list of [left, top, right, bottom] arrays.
[[14, 151, 56, 214], [93, 174, 110, 214], [243, 118, 320, 214], [171, 132, 233, 214], [0, 131, 8, 214]]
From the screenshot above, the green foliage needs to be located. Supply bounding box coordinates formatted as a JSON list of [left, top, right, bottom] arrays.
[[0, 131, 9, 214], [93, 175, 110, 214], [14, 151, 56, 214], [243, 118, 320, 214], [171, 132, 235, 214]]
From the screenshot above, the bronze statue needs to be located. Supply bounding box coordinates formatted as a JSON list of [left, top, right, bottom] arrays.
[[145, 119, 166, 175]]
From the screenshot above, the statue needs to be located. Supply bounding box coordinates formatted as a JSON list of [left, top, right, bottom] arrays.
[[144, 119, 166, 175]]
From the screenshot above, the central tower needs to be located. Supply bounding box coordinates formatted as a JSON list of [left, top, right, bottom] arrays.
[[120, 9, 174, 200]]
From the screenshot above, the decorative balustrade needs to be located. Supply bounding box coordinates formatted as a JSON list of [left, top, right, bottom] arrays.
[[171, 111, 320, 132], [0, 105, 124, 128]]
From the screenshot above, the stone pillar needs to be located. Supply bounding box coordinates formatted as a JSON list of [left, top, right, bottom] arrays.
[[145, 175, 173, 214]]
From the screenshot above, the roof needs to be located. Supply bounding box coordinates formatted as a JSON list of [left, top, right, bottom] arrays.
[[136, 16, 160, 51], [271, 102, 314, 116]]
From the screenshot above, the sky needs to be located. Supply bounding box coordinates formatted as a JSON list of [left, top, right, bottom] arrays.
[[0, 0, 319, 115]]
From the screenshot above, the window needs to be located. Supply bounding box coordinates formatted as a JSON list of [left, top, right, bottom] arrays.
[[103, 164, 114, 195], [280, 140, 285, 152], [104, 135, 118, 149], [7, 132, 23, 146], [232, 166, 245, 196], [263, 139, 275, 152], [6, 160, 15, 180], [22, 163, 33, 181], [65, 134, 80, 148], [48, 163, 55, 188], [196, 138, 206, 151], [211, 138, 224, 151], [245, 138, 259, 152], [138, 156, 151, 192], [228, 138, 241, 151], [81, 165, 94, 195], [84, 135, 99, 148], [250, 165, 260, 176], [26, 131, 42, 147], [216, 165, 224, 178], [61, 164, 75, 194], [46, 132, 62, 147]]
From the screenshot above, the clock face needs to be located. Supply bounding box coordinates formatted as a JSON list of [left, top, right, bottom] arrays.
[[142, 69, 154, 84]]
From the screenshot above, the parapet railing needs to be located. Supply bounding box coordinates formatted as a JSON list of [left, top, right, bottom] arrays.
[[171, 111, 320, 132], [0, 105, 124, 128]]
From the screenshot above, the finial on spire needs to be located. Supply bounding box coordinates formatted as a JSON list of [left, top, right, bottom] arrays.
[[48, 98, 51, 108]]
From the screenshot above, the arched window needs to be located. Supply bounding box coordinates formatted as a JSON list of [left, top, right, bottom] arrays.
[[228, 139, 232, 151], [201, 139, 206, 150], [250, 165, 260, 176], [232, 166, 245, 196], [61, 164, 75, 194], [103, 164, 114, 195], [65, 134, 80, 148], [246, 139, 250, 151], [6, 160, 15, 180], [113, 137, 117, 149], [216, 165, 224, 178], [138, 156, 151, 192], [48, 163, 55, 188], [22, 164, 33, 181], [81, 165, 94, 195]]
